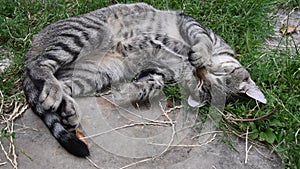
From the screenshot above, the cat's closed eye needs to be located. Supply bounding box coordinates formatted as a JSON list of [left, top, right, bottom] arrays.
[[243, 77, 249, 82]]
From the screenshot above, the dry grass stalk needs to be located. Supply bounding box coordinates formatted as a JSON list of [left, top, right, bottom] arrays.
[[0, 90, 28, 169]]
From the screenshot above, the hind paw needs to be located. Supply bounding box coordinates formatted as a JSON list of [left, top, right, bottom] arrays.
[[59, 94, 80, 127], [38, 80, 63, 112]]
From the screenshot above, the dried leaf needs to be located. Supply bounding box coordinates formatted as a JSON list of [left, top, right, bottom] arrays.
[[166, 99, 174, 108], [280, 24, 296, 35], [75, 128, 88, 145]]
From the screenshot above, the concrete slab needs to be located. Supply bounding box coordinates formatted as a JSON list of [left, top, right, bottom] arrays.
[[0, 96, 281, 169]]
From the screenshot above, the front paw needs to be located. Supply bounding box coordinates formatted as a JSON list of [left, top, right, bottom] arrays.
[[38, 80, 63, 112], [189, 45, 211, 68]]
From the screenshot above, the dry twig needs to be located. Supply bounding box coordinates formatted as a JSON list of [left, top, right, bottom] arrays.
[[0, 89, 28, 169], [83, 122, 170, 139], [253, 146, 276, 161], [119, 132, 217, 169], [150, 133, 217, 147], [86, 157, 102, 169], [119, 158, 153, 169], [191, 131, 223, 140], [295, 128, 300, 144], [0, 162, 7, 166], [155, 102, 176, 158], [0, 90, 4, 113], [0, 141, 17, 169], [119, 102, 180, 169], [101, 95, 174, 124], [226, 109, 276, 122], [245, 126, 252, 164]]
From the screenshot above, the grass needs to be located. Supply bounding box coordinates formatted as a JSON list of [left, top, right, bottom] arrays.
[[0, 0, 299, 168]]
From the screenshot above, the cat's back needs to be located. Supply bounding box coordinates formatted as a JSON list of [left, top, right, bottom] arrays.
[[92, 3, 181, 42], [25, 3, 182, 62]]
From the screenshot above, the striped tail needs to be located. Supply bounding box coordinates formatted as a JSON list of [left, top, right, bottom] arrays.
[[23, 77, 89, 157], [42, 112, 90, 157]]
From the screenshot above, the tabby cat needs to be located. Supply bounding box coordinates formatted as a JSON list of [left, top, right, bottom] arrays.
[[115, 34, 266, 107], [23, 3, 266, 157]]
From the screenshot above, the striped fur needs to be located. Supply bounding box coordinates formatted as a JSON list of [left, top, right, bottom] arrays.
[[24, 3, 265, 157]]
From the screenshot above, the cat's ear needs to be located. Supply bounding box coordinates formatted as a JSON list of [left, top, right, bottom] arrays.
[[188, 95, 200, 107], [239, 77, 267, 104], [188, 95, 206, 107], [115, 41, 128, 57], [245, 87, 267, 104]]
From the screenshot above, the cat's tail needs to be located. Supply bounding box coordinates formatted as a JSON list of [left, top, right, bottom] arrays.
[[42, 112, 90, 157], [23, 77, 89, 157]]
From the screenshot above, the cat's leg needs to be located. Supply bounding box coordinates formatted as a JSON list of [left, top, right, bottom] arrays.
[[57, 65, 113, 127], [24, 63, 64, 114], [113, 72, 164, 107], [178, 13, 213, 68], [24, 73, 78, 128], [23, 74, 90, 157], [133, 73, 164, 104], [24, 48, 81, 119], [24, 74, 83, 129]]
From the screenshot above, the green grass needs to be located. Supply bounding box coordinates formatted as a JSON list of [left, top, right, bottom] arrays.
[[0, 0, 299, 168]]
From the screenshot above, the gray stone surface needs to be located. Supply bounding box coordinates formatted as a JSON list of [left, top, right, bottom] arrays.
[[0, 96, 281, 169], [265, 9, 300, 53]]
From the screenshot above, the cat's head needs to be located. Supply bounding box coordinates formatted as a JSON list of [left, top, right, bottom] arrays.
[[189, 55, 266, 106]]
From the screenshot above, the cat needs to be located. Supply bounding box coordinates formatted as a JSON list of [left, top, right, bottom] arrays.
[[23, 3, 266, 157], [115, 34, 266, 107]]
